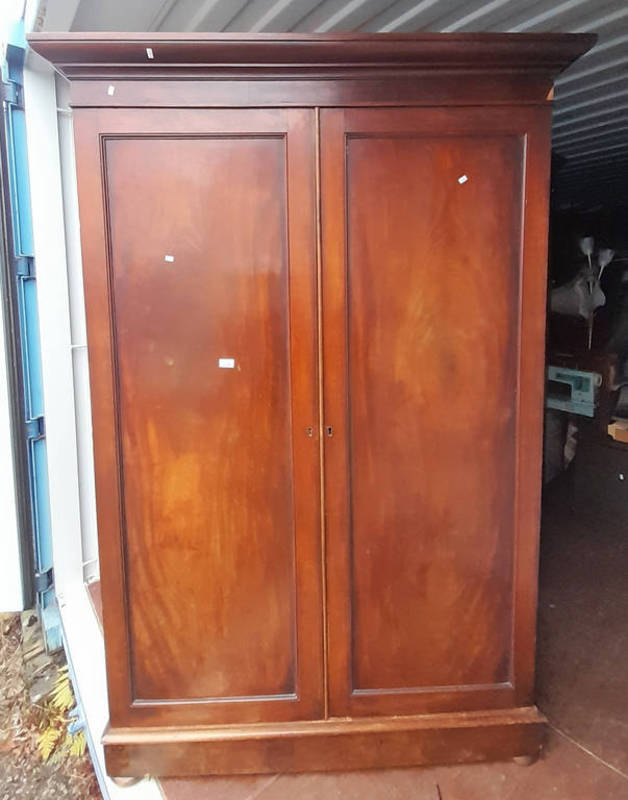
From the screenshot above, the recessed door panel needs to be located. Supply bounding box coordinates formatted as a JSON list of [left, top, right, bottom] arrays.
[[75, 109, 322, 726], [346, 132, 520, 692], [321, 107, 547, 717], [107, 135, 297, 702]]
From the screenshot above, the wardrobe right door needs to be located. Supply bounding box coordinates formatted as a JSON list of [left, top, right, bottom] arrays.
[[320, 107, 551, 719]]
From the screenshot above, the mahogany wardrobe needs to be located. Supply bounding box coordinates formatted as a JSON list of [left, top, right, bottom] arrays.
[[29, 32, 593, 778]]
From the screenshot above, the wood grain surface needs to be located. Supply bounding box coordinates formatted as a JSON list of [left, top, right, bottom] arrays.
[[41, 32, 590, 775], [73, 108, 323, 726], [321, 107, 550, 718]]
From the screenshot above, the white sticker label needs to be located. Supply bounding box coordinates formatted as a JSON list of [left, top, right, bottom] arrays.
[[107, 85, 115, 96], [218, 358, 235, 369], [146, 47, 154, 59], [164, 254, 175, 262], [458, 174, 468, 184]]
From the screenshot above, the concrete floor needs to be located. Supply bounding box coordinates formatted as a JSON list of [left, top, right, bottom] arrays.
[[536, 468, 628, 788]]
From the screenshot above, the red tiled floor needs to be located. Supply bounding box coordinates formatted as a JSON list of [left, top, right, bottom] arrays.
[[158, 728, 628, 800], [254, 731, 627, 800], [160, 774, 280, 800]]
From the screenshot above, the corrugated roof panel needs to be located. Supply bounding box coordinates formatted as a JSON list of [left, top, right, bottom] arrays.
[[70, 0, 158, 31], [291, 0, 394, 33], [156, 0, 251, 32], [225, 0, 325, 33], [360, 0, 455, 33], [553, 120, 628, 146]]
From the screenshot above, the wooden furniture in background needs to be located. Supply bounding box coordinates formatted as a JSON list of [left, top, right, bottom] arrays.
[[28, 32, 593, 778]]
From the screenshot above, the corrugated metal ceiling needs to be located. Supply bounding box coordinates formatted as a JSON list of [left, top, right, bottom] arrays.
[[38, 0, 628, 207]]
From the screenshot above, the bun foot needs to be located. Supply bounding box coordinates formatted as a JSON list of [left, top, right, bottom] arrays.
[[110, 776, 143, 787], [513, 753, 539, 766]]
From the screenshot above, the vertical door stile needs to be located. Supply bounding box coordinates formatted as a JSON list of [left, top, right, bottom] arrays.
[[314, 106, 330, 721]]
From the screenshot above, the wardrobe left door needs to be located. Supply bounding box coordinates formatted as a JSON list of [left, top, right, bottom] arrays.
[[73, 108, 324, 728]]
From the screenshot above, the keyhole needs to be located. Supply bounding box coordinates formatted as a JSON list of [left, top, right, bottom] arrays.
[[326, 426, 333, 437]]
